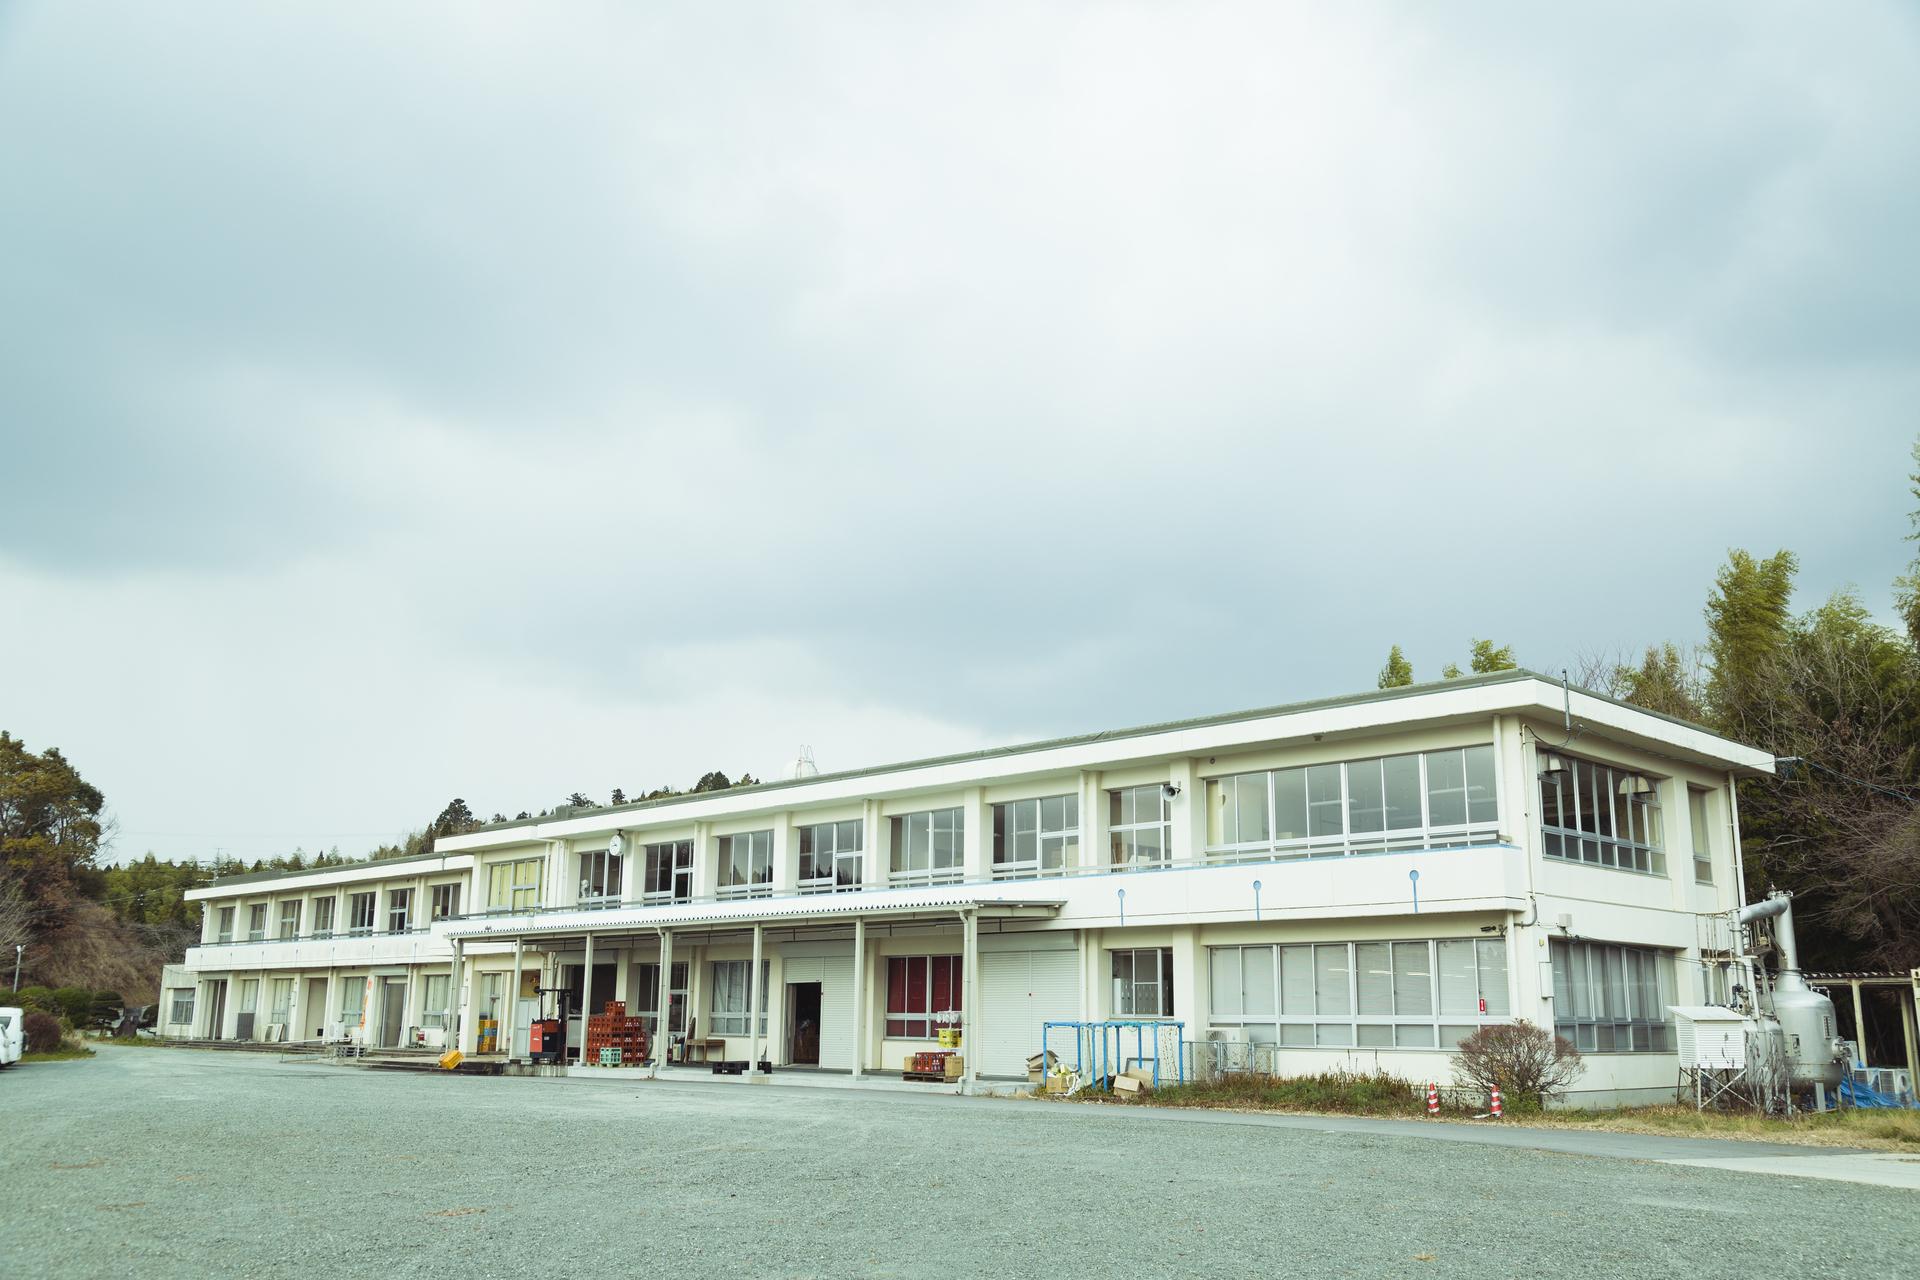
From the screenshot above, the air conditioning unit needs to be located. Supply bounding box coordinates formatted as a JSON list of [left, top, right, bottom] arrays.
[[1206, 1026, 1250, 1044]]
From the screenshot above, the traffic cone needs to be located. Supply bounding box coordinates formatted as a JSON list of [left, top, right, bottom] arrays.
[[1490, 1087, 1503, 1118], [1426, 1083, 1440, 1115]]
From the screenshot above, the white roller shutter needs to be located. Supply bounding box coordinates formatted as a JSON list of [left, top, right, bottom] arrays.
[[978, 949, 1080, 1077], [781, 952, 854, 1070]]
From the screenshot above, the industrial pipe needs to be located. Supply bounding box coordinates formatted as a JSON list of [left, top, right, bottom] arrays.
[[1737, 891, 1800, 975]]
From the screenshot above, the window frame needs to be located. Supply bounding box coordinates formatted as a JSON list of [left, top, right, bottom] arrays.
[[347, 891, 377, 936], [798, 819, 864, 894], [992, 793, 1080, 880], [642, 841, 695, 904], [276, 899, 301, 941], [1109, 784, 1174, 869], [386, 887, 412, 934], [1111, 947, 1175, 1018], [578, 848, 623, 904], [215, 906, 235, 944], [888, 808, 964, 887], [884, 954, 964, 1038], [1538, 754, 1666, 876], [429, 882, 462, 921], [1549, 938, 1676, 1053], [311, 896, 336, 938], [1688, 788, 1714, 884], [486, 857, 544, 912], [716, 830, 774, 900], [168, 989, 195, 1025], [707, 959, 768, 1037], [246, 903, 268, 941]]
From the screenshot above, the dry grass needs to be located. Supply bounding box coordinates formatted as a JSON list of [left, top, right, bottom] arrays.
[[1516, 1104, 1920, 1151]]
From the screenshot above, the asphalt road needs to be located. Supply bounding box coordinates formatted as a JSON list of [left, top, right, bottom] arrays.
[[2, 1047, 1915, 1278]]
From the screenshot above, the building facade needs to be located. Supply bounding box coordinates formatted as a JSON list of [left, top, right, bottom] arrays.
[[167, 670, 1772, 1105]]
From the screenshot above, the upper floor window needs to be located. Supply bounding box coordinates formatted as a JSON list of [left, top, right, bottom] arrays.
[[579, 847, 622, 903], [247, 904, 268, 941], [1110, 785, 1173, 869], [890, 808, 962, 886], [642, 841, 694, 904], [1112, 947, 1174, 1017], [386, 887, 412, 933], [798, 820, 863, 893], [277, 900, 301, 940], [1208, 745, 1498, 862], [992, 794, 1078, 880], [430, 883, 462, 921], [487, 857, 543, 912], [717, 830, 773, 899], [1550, 938, 1674, 1053], [216, 906, 235, 943], [1688, 789, 1713, 884], [348, 891, 376, 935], [311, 897, 335, 938], [1539, 755, 1664, 876]]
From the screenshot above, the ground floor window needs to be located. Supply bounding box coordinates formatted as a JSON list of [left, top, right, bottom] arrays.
[[422, 974, 450, 1028], [634, 961, 690, 1035], [708, 960, 768, 1036], [1208, 938, 1510, 1047], [1111, 947, 1174, 1017], [268, 978, 294, 1026], [885, 955, 963, 1037], [169, 989, 194, 1025], [1549, 938, 1675, 1052], [338, 978, 365, 1029]]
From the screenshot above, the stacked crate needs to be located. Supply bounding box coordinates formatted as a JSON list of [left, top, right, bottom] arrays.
[[584, 1000, 650, 1065]]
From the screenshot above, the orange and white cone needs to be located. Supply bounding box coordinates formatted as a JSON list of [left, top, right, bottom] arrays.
[[1490, 1087, 1504, 1118], [1426, 1083, 1440, 1115]]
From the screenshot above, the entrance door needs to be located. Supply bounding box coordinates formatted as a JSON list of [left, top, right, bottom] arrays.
[[235, 978, 260, 1041], [380, 978, 408, 1048], [787, 982, 822, 1065], [205, 980, 228, 1040], [301, 978, 329, 1041]]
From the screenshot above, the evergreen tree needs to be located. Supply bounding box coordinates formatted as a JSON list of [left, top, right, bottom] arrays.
[[1703, 548, 1798, 733], [1377, 646, 1414, 689]]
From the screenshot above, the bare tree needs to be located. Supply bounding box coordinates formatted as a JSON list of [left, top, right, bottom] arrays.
[[0, 871, 33, 966]]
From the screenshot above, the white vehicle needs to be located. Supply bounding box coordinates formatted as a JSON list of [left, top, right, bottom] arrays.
[[0, 1007, 23, 1067]]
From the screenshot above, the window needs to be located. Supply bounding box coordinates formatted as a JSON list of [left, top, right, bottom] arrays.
[[338, 978, 365, 1026], [578, 848, 622, 903], [268, 977, 294, 1026], [1111, 948, 1174, 1017], [1539, 755, 1665, 875], [311, 897, 336, 938], [1208, 745, 1498, 863], [885, 955, 963, 1037], [348, 892, 376, 936], [1110, 784, 1173, 868], [247, 904, 267, 941], [798, 820, 863, 893], [169, 989, 195, 1025], [487, 858, 544, 911], [708, 960, 768, 1036], [889, 808, 963, 886], [422, 974, 450, 1029], [1208, 938, 1509, 1048], [215, 906, 234, 943], [642, 841, 694, 904], [717, 831, 774, 899], [633, 961, 689, 1035], [386, 888, 412, 934], [277, 900, 301, 940], [1689, 789, 1713, 884], [430, 883, 462, 921], [1550, 938, 1675, 1053], [993, 794, 1079, 879]]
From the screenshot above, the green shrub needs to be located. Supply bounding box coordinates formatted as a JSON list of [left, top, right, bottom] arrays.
[[23, 1010, 63, 1053], [11, 985, 56, 1013], [49, 987, 95, 1022]]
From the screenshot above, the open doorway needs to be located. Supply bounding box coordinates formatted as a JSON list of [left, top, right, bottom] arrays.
[[205, 980, 227, 1040], [787, 981, 821, 1065], [379, 977, 408, 1048]]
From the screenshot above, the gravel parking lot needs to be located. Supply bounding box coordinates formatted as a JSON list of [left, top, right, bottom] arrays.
[[3, 1047, 1916, 1278]]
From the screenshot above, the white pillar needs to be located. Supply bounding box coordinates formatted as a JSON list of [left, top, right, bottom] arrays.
[[691, 822, 717, 901], [851, 917, 866, 1079], [507, 936, 524, 1061], [962, 909, 979, 1093], [581, 931, 595, 1065], [863, 801, 887, 890], [1080, 770, 1105, 872], [750, 922, 765, 1071], [772, 820, 797, 896], [656, 929, 673, 1066], [961, 787, 989, 882]]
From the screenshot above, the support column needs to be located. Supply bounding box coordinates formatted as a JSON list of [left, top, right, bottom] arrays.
[[1852, 981, 1868, 1066], [961, 787, 989, 883], [863, 801, 888, 890], [1081, 770, 1105, 872], [656, 929, 673, 1067], [750, 922, 765, 1072], [506, 937, 524, 1061], [851, 917, 866, 1080], [323, 970, 337, 1041], [962, 909, 979, 1094], [581, 932, 595, 1065], [454, 945, 474, 1054], [772, 820, 797, 896], [1902, 981, 1918, 1087]]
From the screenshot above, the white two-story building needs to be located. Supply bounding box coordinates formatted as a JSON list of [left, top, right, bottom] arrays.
[[162, 670, 1772, 1105]]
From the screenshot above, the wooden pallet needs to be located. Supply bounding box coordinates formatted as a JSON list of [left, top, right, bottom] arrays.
[[900, 1069, 960, 1083]]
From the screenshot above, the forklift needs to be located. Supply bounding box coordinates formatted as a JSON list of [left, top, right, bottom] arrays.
[[527, 984, 573, 1064]]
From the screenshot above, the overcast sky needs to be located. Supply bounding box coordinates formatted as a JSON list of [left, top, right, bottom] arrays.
[[2, 4, 1916, 867]]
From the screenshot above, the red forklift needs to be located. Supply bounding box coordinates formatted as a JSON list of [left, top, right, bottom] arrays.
[[527, 984, 573, 1064]]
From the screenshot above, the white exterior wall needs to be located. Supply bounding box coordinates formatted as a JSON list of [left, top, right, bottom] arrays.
[[168, 675, 1772, 1103]]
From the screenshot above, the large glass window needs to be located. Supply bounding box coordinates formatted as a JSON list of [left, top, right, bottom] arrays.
[[487, 858, 544, 911], [1549, 938, 1675, 1053], [277, 900, 301, 940], [1209, 938, 1509, 1048], [215, 906, 235, 943], [1111, 947, 1174, 1017], [348, 892, 376, 936], [578, 848, 622, 903], [634, 961, 689, 1035], [1689, 789, 1713, 884], [1208, 745, 1498, 862], [717, 830, 773, 899], [268, 977, 294, 1027], [889, 808, 963, 886], [1539, 755, 1665, 875], [798, 820, 864, 893], [247, 904, 267, 941], [430, 883, 462, 921], [338, 978, 365, 1027], [642, 841, 694, 904], [1110, 784, 1174, 868], [422, 974, 450, 1029], [311, 897, 335, 938], [386, 888, 412, 934], [169, 989, 195, 1025], [708, 960, 768, 1036], [885, 955, 963, 1037], [993, 794, 1079, 879]]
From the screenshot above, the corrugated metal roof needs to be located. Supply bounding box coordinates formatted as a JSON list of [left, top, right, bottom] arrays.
[[444, 887, 1064, 938]]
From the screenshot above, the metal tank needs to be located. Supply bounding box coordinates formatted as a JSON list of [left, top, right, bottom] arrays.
[[1738, 892, 1846, 1090]]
